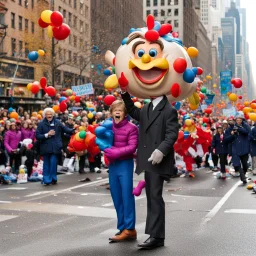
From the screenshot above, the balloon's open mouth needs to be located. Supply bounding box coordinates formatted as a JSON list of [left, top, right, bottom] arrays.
[[133, 67, 167, 85]]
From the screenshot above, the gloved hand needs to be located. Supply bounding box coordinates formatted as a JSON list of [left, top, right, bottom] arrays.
[[148, 149, 164, 165]]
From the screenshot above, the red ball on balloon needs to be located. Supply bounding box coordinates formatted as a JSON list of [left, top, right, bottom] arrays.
[[98, 95, 103, 101], [40, 77, 47, 89], [50, 11, 63, 27], [31, 82, 40, 94], [45, 86, 56, 97], [231, 78, 243, 88], [145, 30, 159, 41], [238, 96, 242, 100], [197, 67, 204, 75], [204, 108, 212, 115], [104, 95, 116, 106], [75, 96, 80, 103], [59, 101, 67, 112], [173, 58, 187, 73], [38, 18, 49, 28], [53, 23, 71, 40], [203, 117, 209, 123], [171, 83, 181, 98]]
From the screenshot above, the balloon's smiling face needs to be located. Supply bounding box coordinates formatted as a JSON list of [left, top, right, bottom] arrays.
[[129, 39, 169, 90]]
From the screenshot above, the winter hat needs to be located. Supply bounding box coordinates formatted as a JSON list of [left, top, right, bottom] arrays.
[[68, 114, 74, 119]]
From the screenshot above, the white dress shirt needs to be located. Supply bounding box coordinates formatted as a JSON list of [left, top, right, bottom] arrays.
[[152, 96, 163, 110]]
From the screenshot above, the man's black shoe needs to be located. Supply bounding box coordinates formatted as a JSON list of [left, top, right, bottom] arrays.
[[138, 238, 164, 250]]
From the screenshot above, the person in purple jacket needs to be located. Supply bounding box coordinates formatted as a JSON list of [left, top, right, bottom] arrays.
[[4, 122, 22, 174], [21, 122, 35, 141], [104, 100, 138, 242]]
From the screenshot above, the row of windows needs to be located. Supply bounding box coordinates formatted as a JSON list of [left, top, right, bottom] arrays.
[[11, 38, 29, 57], [58, 6, 89, 34], [60, 0, 89, 15], [58, 48, 87, 66], [147, 0, 179, 7], [11, 13, 34, 33], [146, 8, 179, 17], [16, 0, 34, 8]]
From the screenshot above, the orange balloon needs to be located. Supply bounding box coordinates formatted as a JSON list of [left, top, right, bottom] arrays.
[[244, 101, 250, 107], [32, 112, 37, 117], [251, 103, 256, 109], [37, 114, 42, 120], [9, 112, 19, 120], [52, 105, 59, 113], [243, 107, 252, 114]]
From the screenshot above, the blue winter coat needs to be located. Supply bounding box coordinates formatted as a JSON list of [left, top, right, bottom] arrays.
[[36, 117, 74, 155], [212, 133, 228, 155], [250, 126, 256, 157], [224, 125, 233, 155]]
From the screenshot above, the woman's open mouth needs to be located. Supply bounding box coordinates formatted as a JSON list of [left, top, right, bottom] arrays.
[[133, 67, 167, 85]]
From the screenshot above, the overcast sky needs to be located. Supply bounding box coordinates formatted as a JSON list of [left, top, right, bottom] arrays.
[[240, 0, 256, 97]]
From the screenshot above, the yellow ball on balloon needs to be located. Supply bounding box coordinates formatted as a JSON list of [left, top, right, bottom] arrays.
[[27, 83, 32, 91], [47, 26, 53, 38], [69, 95, 75, 101], [187, 47, 199, 58], [229, 93, 237, 102], [38, 49, 45, 56], [88, 112, 94, 119], [185, 119, 193, 127], [249, 113, 256, 122], [41, 10, 53, 24], [79, 126, 85, 131]]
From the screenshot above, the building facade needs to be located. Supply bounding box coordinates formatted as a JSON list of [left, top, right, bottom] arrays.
[[91, 0, 144, 91]]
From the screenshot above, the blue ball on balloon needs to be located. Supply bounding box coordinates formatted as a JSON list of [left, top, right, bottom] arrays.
[[59, 97, 67, 103], [174, 102, 181, 110], [8, 107, 13, 113], [184, 131, 190, 139], [28, 51, 39, 62], [192, 67, 198, 76], [103, 69, 112, 76], [183, 114, 190, 121], [154, 21, 161, 31], [183, 69, 195, 83]]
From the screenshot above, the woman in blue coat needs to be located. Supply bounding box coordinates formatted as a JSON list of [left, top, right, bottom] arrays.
[[212, 125, 228, 179], [36, 108, 74, 185]]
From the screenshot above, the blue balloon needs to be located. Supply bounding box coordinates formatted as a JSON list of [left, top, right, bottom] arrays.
[[101, 120, 113, 130], [184, 131, 190, 139], [89, 107, 95, 111], [97, 64, 102, 70], [28, 51, 39, 62], [154, 21, 161, 31], [192, 67, 198, 76], [8, 107, 13, 113], [95, 126, 106, 137], [92, 111, 96, 115], [183, 69, 195, 83], [129, 28, 136, 34], [103, 69, 112, 76], [122, 37, 129, 45], [183, 114, 190, 120], [174, 102, 181, 110], [59, 97, 67, 103]]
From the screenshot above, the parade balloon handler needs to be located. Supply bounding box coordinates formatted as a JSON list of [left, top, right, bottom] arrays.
[[36, 108, 75, 186], [102, 100, 138, 242]]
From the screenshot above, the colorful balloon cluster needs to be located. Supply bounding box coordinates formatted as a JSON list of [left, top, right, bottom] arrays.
[[95, 120, 114, 151], [38, 10, 70, 40], [27, 77, 56, 97], [28, 49, 45, 62]]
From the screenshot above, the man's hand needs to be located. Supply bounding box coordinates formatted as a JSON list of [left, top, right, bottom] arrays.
[[148, 149, 164, 165], [48, 130, 55, 136]]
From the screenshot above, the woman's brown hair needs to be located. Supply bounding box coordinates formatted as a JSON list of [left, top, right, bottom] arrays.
[[109, 100, 127, 116]]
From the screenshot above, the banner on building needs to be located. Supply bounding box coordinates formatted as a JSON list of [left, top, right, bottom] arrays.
[[71, 83, 94, 96], [220, 71, 232, 96]]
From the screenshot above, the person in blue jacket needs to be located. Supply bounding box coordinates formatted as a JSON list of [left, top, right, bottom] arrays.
[[212, 125, 229, 179], [36, 108, 74, 185], [225, 115, 251, 184], [250, 123, 256, 175]]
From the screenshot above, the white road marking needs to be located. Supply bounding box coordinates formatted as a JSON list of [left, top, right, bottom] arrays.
[[0, 215, 18, 222], [0, 187, 27, 190], [102, 195, 146, 207], [24, 178, 109, 202], [0, 202, 116, 218], [25, 191, 55, 197], [225, 209, 256, 214], [0, 201, 12, 204], [201, 180, 241, 225]]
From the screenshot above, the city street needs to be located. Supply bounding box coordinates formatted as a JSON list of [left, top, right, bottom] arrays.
[[1, 169, 256, 256]]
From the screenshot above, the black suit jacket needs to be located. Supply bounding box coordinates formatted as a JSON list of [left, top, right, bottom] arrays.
[[122, 92, 179, 176]]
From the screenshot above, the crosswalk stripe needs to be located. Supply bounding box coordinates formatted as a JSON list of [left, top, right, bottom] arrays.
[[0, 215, 18, 222]]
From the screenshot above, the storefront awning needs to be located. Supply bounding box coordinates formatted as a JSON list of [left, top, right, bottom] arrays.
[[0, 78, 12, 83], [12, 78, 34, 84]]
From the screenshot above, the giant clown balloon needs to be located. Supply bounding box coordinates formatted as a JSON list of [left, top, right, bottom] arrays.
[[104, 14, 198, 103]]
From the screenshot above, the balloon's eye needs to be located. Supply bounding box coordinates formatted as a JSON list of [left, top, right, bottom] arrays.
[[137, 49, 145, 58], [149, 49, 157, 58]]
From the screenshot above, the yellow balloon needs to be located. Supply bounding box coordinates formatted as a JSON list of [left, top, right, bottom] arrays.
[[79, 126, 85, 131], [243, 107, 252, 114], [187, 47, 199, 58], [206, 75, 212, 80], [249, 113, 256, 122], [88, 112, 93, 119], [213, 84, 217, 88], [134, 102, 142, 108], [185, 119, 193, 127], [27, 83, 32, 91], [52, 105, 59, 113], [229, 93, 237, 102], [38, 110, 43, 115], [69, 95, 75, 101], [244, 101, 250, 107], [190, 104, 199, 110], [104, 74, 118, 89], [47, 26, 53, 38], [41, 10, 53, 24], [38, 49, 45, 56]]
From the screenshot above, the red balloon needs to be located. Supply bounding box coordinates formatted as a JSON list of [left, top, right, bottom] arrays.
[[75, 96, 80, 103], [171, 83, 181, 98], [40, 77, 47, 89], [173, 58, 187, 73], [50, 11, 63, 27], [197, 67, 204, 75], [45, 86, 56, 97], [178, 131, 184, 141], [38, 18, 49, 28], [104, 95, 116, 106], [204, 108, 212, 114], [132, 97, 138, 102], [59, 101, 67, 112], [88, 125, 98, 134], [203, 117, 209, 123], [98, 95, 103, 100], [145, 30, 159, 41], [158, 24, 172, 36], [31, 83, 40, 94], [53, 23, 70, 40], [172, 32, 179, 38], [238, 95, 242, 100], [147, 14, 155, 30], [232, 78, 243, 88]]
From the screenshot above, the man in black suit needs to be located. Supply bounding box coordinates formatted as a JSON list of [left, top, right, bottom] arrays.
[[121, 91, 179, 249]]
